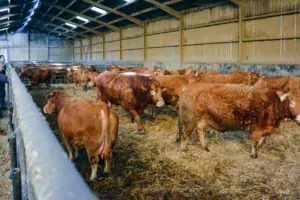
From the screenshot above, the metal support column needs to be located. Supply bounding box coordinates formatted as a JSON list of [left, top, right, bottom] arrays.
[[179, 18, 183, 65], [143, 25, 146, 62], [89, 38, 92, 60], [120, 31, 122, 61], [238, 6, 243, 64], [102, 35, 105, 61], [80, 40, 83, 60]]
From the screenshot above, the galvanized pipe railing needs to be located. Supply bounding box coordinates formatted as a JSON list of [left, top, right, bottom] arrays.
[[7, 64, 97, 200]]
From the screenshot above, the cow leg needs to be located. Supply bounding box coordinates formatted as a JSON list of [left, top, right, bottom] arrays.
[[129, 109, 145, 134], [152, 107, 156, 118], [180, 125, 194, 151], [196, 121, 209, 151], [86, 147, 99, 181], [257, 136, 266, 148], [176, 118, 183, 143], [250, 131, 261, 158], [74, 146, 79, 159], [62, 135, 73, 161]]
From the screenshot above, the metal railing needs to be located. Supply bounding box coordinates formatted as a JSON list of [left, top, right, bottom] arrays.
[[7, 64, 98, 200]]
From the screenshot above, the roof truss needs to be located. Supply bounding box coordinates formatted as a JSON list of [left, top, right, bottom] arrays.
[[144, 0, 181, 19], [41, 2, 120, 33], [82, 0, 145, 27]]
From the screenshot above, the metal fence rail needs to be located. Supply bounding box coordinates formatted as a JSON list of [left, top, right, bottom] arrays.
[[7, 64, 97, 200]]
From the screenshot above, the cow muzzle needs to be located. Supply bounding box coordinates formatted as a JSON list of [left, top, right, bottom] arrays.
[[295, 115, 300, 124], [156, 99, 165, 107]]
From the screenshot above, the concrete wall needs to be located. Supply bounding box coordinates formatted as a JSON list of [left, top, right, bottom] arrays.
[[73, 0, 300, 70], [0, 28, 73, 62]]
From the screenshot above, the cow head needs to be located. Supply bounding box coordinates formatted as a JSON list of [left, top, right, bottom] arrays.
[[43, 90, 61, 114], [66, 69, 74, 83], [276, 87, 300, 124], [18, 68, 30, 77], [145, 81, 165, 107]]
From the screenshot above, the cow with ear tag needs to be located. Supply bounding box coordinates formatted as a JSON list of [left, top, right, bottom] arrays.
[[178, 83, 300, 158], [95, 71, 165, 134]]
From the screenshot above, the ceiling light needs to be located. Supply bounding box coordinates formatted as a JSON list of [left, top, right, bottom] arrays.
[[125, 0, 135, 2], [91, 7, 107, 15], [0, 28, 8, 32], [0, 17, 8, 21], [65, 23, 77, 29], [76, 16, 89, 23], [0, 8, 9, 12], [34, 1, 40, 9]]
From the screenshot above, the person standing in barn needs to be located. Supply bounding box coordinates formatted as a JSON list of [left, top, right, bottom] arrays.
[[0, 55, 8, 118]]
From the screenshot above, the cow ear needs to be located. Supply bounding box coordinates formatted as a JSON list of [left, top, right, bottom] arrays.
[[46, 91, 58, 102], [141, 84, 148, 91], [276, 91, 290, 102], [194, 71, 199, 76]]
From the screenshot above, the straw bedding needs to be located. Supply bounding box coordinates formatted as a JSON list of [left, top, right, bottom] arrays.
[[29, 84, 300, 199]]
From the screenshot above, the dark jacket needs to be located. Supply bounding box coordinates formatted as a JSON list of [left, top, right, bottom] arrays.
[[0, 73, 8, 84]]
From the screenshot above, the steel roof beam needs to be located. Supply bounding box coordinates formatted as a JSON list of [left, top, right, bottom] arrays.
[[28, 24, 71, 39], [144, 0, 181, 19], [42, 2, 120, 32], [229, 0, 241, 7], [31, 18, 90, 39], [82, 0, 144, 27], [80, 0, 186, 34], [30, 23, 77, 39], [36, 11, 103, 36]]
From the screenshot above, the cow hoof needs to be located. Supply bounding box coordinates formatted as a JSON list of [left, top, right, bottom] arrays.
[[138, 129, 146, 135], [250, 154, 258, 159], [204, 148, 210, 152]]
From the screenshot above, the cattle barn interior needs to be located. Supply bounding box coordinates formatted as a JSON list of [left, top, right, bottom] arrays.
[[0, 0, 300, 199]]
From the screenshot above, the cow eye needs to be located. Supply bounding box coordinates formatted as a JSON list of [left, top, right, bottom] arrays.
[[290, 101, 296, 107], [151, 91, 156, 95]]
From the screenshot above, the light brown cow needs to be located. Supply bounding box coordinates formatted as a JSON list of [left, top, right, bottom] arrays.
[[43, 90, 119, 180], [178, 82, 300, 158]]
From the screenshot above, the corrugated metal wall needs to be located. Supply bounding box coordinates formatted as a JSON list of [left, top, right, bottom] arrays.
[[72, 0, 299, 68], [0, 28, 73, 62]]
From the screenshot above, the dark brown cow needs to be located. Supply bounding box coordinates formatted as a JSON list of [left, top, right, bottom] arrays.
[[43, 90, 119, 180], [19, 67, 52, 87], [178, 82, 300, 158], [95, 71, 165, 134]]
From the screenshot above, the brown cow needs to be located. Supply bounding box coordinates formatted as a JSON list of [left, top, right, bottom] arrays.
[[43, 90, 119, 180], [67, 68, 86, 89], [19, 67, 52, 88], [82, 71, 100, 89], [151, 75, 190, 106], [106, 65, 125, 71], [178, 82, 300, 158], [193, 70, 260, 85], [95, 71, 165, 134]]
